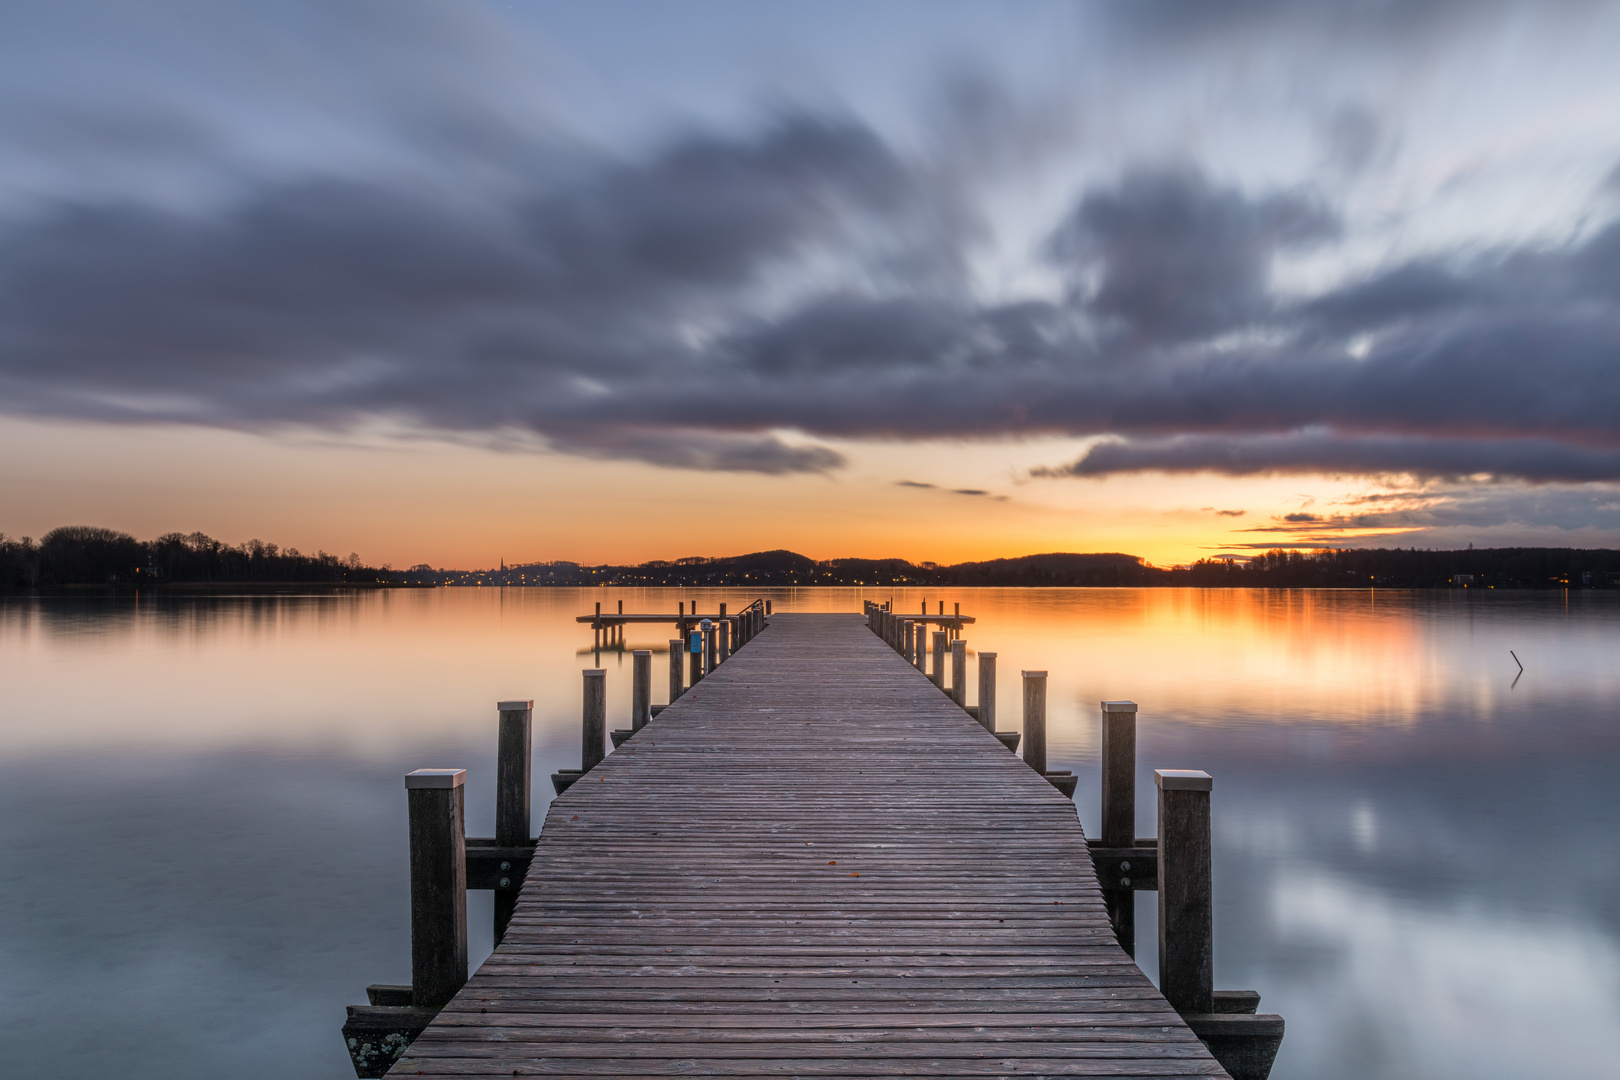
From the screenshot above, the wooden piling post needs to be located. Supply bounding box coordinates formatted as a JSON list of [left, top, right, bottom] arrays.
[[689, 626, 703, 685], [405, 769, 468, 1010], [632, 652, 652, 730], [1098, 701, 1139, 955], [719, 602, 727, 618], [1156, 769, 1214, 1016], [703, 620, 717, 674], [977, 652, 996, 732], [765, 600, 772, 615], [493, 701, 532, 945], [1101, 702, 1138, 847], [950, 639, 967, 706], [915, 625, 927, 672], [668, 640, 684, 702], [900, 619, 912, 660], [582, 669, 607, 772], [717, 620, 730, 664], [930, 630, 947, 688], [1022, 671, 1047, 774]]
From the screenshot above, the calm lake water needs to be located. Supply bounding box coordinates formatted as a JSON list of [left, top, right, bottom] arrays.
[[2, 586, 1618, 1079]]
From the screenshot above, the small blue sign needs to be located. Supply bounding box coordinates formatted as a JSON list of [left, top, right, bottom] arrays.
[[690, 633, 702, 653]]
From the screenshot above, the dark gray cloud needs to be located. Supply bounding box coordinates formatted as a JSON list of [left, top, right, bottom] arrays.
[[1042, 431, 1620, 484], [1046, 166, 1339, 342], [2, 72, 1619, 485]]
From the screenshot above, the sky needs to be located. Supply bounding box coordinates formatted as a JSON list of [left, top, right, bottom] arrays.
[[3, 0, 1620, 569]]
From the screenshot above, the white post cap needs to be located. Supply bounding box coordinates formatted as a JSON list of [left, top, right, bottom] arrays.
[[1102, 700, 1138, 713], [1154, 769, 1212, 791], [497, 699, 533, 711], [406, 768, 466, 789], [1022, 670, 1048, 678]]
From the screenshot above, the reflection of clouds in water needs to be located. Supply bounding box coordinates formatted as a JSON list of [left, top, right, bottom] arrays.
[[0, 749, 498, 1080], [1267, 874, 1620, 1080], [3, 589, 1620, 1080]]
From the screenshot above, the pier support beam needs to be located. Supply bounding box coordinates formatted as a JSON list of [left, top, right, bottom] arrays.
[[1156, 769, 1213, 1015], [406, 769, 468, 1009], [552, 669, 606, 794], [950, 639, 967, 707], [1099, 700, 1138, 954], [977, 652, 996, 732], [494, 702, 532, 944], [1022, 671, 1047, 773]]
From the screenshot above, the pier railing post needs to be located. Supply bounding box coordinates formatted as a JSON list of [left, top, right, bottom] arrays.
[[931, 630, 947, 688], [582, 669, 607, 772], [1022, 671, 1047, 774], [632, 652, 652, 730], [1101, 702, 1138, 847], [669, 639, 684, 702], [977, 652, 996, 732], [950, 639, 967, 706], [915, 625, 927, 672], [405, 769, 468, 1010], [1097, 701, 1138, 954], [689, 625, 703, 685], [1156, 769, 1213, 1016], [717, 620, 730, 664], [493, 701, 532, 945]]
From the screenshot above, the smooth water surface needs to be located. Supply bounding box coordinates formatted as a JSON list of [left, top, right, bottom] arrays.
[[2, 587, 1617, 1079]]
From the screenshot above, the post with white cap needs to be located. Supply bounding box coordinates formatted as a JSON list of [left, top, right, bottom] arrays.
[[1157, 769, 1214, 1016], [668, 639, 685, 702], [404, 768, 468, 1010], [1022, 671, 1048, 774], [950, 639, 967, 706], [976, 652, 997, 732], [632, 651, 652, 730], [930, 631, 948, 688]]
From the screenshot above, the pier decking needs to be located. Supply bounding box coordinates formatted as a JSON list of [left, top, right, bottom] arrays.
[[387, 613, 1228, 1077]]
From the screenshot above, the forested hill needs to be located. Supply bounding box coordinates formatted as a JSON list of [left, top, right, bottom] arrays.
[[5, 527, 1619, 589], [407, 547, 1620, 589]]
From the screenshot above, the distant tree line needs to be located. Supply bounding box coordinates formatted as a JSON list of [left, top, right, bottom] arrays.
[[394, 547, 1620, 589], [0, 526, 387, 587], [7, 529, 1617, 590]]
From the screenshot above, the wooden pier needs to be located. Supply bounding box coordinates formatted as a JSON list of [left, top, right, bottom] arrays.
[[345, 608, 1281, 1078]]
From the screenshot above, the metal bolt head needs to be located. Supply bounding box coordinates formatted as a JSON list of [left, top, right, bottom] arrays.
[[499, 877, 511, 889], [499, 861, 511, 872], [1120, 876, 1131, 888], [1120, 860, 1130, 872]]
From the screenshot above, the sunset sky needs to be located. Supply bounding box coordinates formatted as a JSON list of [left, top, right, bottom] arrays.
[[4, 1, 1620, 569]]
